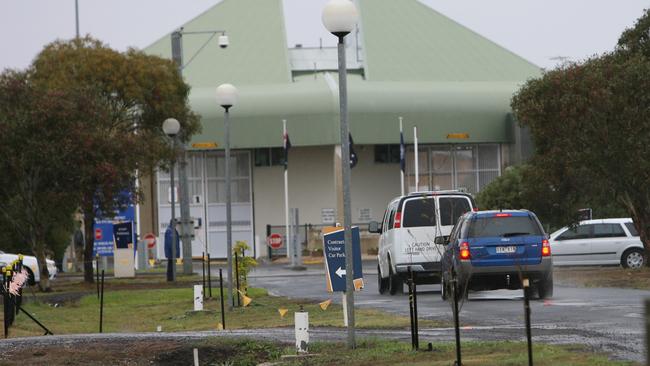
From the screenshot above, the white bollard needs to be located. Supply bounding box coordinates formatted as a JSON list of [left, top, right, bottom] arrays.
[[194, 285, 204, 311], [295, 309, 309, 353]]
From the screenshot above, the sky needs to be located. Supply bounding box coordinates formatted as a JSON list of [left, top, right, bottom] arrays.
[[0, 0, 648, 71]]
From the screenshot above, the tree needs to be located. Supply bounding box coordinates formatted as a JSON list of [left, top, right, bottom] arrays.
[[0, 70, 94, 290], [30, 37, 200, 282], [511, 9, 650, 260]]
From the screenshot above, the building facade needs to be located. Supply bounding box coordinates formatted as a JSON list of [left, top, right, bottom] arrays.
[[143, 0, 539, 259]]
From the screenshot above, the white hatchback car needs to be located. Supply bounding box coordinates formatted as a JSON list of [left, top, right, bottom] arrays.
[[0, 251, 57, 285], [549, 218, 644, 269], [369, 191, 476, 294]]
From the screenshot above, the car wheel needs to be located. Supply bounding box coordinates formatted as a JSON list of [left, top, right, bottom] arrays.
[[388, 265, 402, 295], [537, 273, 554, 299], [622, 248, 644, 269], [377, 264, 389, 294], [441, 273, 449, 301]]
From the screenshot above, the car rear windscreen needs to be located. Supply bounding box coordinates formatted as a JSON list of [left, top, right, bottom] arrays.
[[402, 198, 436, 228], [467, 216, 543, 238], [439, 197, 471, 226]]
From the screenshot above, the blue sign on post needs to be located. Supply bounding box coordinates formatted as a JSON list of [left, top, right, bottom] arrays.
[[322, 226, 364, 292], [93, 200, 136, 257]]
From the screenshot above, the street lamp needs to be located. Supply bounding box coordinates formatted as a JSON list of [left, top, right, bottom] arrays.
[[216, 83, 238, 308], [162, 118, 181, 282], [322, 0, 358, 349]]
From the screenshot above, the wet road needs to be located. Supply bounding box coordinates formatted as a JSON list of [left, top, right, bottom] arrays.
[[249, 261, 648, 363]]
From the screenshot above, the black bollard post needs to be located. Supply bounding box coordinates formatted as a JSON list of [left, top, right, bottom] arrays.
[[234, 252, 240, 307], [202, 252, 206, 299], [207, 253, 212, 298], [453, 276, 462, 366], [523, 278, 533, 366], [219, 268, 225, 329], [99, 270, 105, 333], [408, 266, 415, 350], [3, 269, 7, 338], [96, 255, 100, 299], [412, 270, 419, 350]]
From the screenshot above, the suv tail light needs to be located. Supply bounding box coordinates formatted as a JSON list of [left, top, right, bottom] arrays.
[[459, 242, 470, 260], [542, 239, 551, 257], [393, 211, 402, 228]]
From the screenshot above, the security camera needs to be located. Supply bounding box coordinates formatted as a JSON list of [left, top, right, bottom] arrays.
[[218, 34, 229, 49]]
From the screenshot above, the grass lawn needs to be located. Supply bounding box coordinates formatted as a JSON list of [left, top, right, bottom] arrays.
[[3, 285, 444, 337], [554, 266, 650, 290]]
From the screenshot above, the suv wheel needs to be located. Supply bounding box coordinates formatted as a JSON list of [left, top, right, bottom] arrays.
[[377, 264, 389, 294], [388, 265, 402, 295], [537, 273, 554, 299], [622, 248, 644, 269]]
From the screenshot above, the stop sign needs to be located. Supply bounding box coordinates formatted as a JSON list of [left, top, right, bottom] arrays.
[[267, 233, 283, 249], [144, 233, 156, 249], [95, 228, 103, 241]]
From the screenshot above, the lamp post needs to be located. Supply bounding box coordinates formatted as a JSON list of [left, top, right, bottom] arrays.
[[170, 28, 229, 275], [216, 83, 238, 309], [162, 118, 181, 282], [322, 0, 359, 349]]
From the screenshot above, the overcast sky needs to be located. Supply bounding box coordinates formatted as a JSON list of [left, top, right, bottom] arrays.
[[1, 0, 648, 71]]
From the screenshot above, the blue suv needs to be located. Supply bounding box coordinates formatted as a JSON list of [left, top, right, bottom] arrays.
[[439, 210, 553, 299]]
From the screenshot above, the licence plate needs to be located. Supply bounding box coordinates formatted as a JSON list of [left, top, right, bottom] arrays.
[[496, 246, 516, 254]]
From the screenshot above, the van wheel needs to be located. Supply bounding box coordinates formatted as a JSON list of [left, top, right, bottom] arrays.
[[537, 273, 553, 299], [388, 265, 402, 295], [621, 248, 644, 269], [377, 264, 389, 294], [440, 274, 449, 301]]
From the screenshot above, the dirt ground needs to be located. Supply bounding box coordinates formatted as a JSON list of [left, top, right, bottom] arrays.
[[0, 337, 285, 366]]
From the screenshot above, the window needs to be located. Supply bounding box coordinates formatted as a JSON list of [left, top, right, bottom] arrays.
[[405, 144, 500, 194], [593, 224, 626, 238], [625, 222, 639, 237], [374, 145, 401, 163], [467, 216, 543, 238], [254, 147, 285, 167], [439, 197, 471, 226], [402, 198, 436, 228], [557, 224, 592, 240], [388, 204, 397, 229]]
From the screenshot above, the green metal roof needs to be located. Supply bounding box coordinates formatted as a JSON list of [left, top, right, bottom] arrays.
[[145, 0, 540, 149], [358, 0, 541, 81], [145, 0, 291, 86], [189, 74, 523, 149]]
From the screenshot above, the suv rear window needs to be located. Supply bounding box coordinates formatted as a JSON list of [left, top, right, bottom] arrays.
[[439, 197, 471, 226], [402, 198, 436, 228], [467, 216, 543, 238]]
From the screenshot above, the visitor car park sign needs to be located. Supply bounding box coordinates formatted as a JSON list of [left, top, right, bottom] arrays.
[[322, 226, 364, 292]]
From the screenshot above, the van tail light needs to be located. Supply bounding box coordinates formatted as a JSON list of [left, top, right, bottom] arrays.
[[542, 239, 551, 257], [459, 242, 471, 260], [472, 207, 479, 212], [393, 212, 401, 228]]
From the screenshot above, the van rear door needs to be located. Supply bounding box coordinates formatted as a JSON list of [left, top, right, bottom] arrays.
[[398, 197, 443, 262], [438, 195, 474, 236]]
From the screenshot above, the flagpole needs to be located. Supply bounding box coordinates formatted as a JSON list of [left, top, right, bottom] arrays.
[[283, 119, 291, 262], [414, 126, 419, 192], [399, 117, 404, 196]]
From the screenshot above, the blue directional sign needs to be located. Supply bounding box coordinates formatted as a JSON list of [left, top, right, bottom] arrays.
[[322, 226, 364, 292]]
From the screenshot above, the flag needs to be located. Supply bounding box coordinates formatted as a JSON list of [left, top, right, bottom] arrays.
[[400, 128, 405, 173], [349, 133, 358, 168], [278, 308, 289, 317], [283, 130, 291, 170]]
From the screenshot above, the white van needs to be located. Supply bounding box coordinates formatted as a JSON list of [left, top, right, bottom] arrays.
[[369, 191, 476, 295]]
